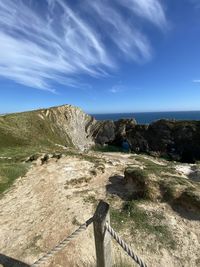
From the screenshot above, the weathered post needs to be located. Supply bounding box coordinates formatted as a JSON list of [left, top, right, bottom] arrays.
[[93, 200, 112, 267]]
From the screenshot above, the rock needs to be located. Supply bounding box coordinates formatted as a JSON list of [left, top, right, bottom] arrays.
[[47, 105, 97, 151], [147, 120, 200, 162], [25, 154, 40, 162], [105, 119, 200, 163], [1, 104, 200, 163], [41, 154, 49, 164], [92, 120, 116, 145], [92, 118, 137, 147], [113, 119, 137, 145], [52, 153, 63, 160], [126, 125, 149, 153]]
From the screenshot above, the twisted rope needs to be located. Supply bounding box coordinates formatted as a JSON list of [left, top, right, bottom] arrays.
[[31, 217, 93, 267], [105, 222, 148, 267]]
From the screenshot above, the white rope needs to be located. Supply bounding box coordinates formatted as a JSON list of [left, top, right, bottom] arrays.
[[31, 217, 93, 267], [105, 222, 148, 267]]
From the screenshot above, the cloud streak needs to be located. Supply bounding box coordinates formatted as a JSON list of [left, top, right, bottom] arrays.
[[109, 84, 125, 94], [0, 0, 167, 91], [117, 0, 168, 29], [189, 0, 200, 9]]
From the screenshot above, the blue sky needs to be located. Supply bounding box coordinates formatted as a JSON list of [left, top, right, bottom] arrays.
[[0, 0, 200, 114]]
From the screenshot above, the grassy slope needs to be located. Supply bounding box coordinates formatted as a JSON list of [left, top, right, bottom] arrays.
[[0, 108, 75, 195], [0, 161, 30, 195], [0, 110, 72, 149]]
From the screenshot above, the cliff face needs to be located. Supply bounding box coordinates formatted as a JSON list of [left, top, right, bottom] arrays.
[[1, 105, 200, 162], [95, 119, 200, 163], [45, 105, 96, 150], [0, 105, 96, 151], [127, 120, 200, 162]]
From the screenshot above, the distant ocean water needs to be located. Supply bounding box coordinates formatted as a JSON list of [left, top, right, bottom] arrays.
[[92, 111, 200, 124]]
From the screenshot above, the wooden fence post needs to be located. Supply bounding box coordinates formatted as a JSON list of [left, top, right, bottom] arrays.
[[93, 200, 113, 267]]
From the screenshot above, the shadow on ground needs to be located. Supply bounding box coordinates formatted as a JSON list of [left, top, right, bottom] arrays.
[[0, 254, 30, 267], [188, 166, 200, 182], [106, 174, 131, 200], [171, 204, 200, 221]]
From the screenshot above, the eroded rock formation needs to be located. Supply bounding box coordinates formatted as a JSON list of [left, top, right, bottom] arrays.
[[1, 104, 200, 162], [94, 118, 200, 163]]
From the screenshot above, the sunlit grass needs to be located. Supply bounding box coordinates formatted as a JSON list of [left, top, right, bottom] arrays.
[[0, 162, 30, 194]]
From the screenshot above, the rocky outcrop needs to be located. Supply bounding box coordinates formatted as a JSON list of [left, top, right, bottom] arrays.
[[44, 105, 96, 151], [126, 120, 200, 163], [91, 118, 137, 146], [37, 108, 200, 161], [96, 119, 200, 163], [113, 119, 137, 145], [91, 120, 116, 145], [1, 105, 200, 162]]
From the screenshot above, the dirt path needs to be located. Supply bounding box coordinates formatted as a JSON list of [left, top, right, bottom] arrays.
[[0, 152, 199, 267]]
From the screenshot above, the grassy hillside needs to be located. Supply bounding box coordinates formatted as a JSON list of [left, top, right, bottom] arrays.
[[0, 106, 77, 195], [0, 110, 71, 149]]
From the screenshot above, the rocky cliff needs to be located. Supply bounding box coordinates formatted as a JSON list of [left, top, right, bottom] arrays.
[[95, 119, 200, 163], [0, 105, 96, 151], [1, 105, 200, 162]]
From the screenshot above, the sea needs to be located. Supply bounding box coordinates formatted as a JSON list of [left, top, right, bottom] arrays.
[[91, 111, 200, 124]]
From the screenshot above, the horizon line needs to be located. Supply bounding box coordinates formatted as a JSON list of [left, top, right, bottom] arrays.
[[1, 106, 200, 116], [91, 110, 200, 115]]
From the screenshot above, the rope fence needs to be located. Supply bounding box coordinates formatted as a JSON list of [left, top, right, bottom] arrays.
[[31, 217, 93, 267], [28, 201, 148, 267], [105, 222, 148, 267]]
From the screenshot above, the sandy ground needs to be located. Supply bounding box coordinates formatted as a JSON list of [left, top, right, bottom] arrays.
[[0, 152, 199, 267]]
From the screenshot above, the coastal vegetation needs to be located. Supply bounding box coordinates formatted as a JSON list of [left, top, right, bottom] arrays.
[[0, 105, 199, 266]]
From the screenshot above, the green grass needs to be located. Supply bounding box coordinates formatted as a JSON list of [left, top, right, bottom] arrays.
[[127, 157, 200, 213], [134, 156, 176, 176], [83, 195, 98, 204], [125, 167, 149, 185], [124, 167, 160, 201], [0, 145, 42, 162], [110, 201, 176, 249], [92, 144, 125, 153], [0, 143, 70, 195], [0, 142, 104, 197], [0, 162, 30, 194], [0, 108, 74, 150]]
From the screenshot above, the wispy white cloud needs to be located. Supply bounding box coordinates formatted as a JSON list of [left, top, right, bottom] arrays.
[[193, 79, 200, 83], [109, 84, 125, 94], [0, 0, 168, 91], [117, 0, 168, 29], [86, 1, 152, 63]]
